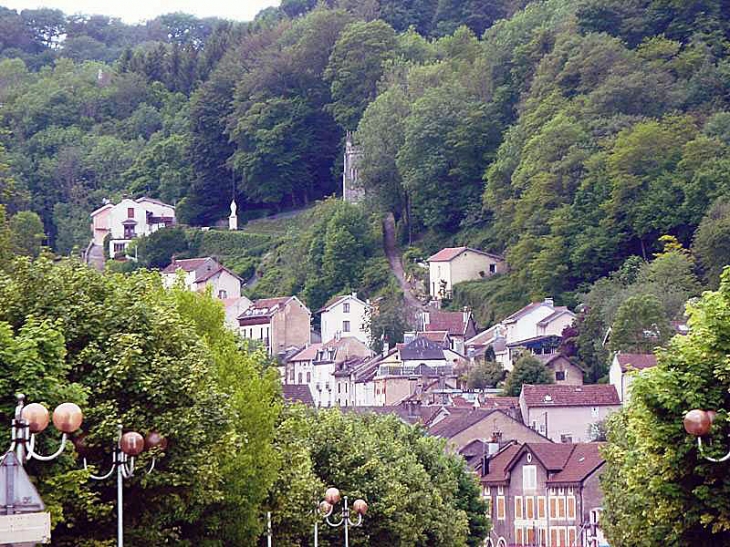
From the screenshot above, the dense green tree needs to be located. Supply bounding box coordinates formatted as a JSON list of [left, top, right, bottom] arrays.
[[9, 210, 45, 257], [693, 197, 730, 289], [134, 226, 190, 269], [269, 407, 487, 546], [609, 294, 672, 353], [324, 20, 397, 129], [503, 354, 553, 396], [466, 360, 505, 389], [602, 269, 730, 546]]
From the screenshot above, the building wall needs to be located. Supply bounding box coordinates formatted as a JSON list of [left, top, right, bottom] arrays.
[[201, 270, 241, 299], [523, 405, 621, 443], [374, 376, 413, 406], [581, 468, 607, 547], [107, 199, 175, 256], [548, 357, 584, 386], [446, 413, 549, 452], [451, 251, 503, 286], [271, 299, 311, 355], [91, 207, 112, 245], [505, 305, 556, 345], [321, 296, 370, 345], [608, 359, 625, 402], [429, 261, 452, 298], [224, 297, 252, 331], [355, 381, 375, 407], [538, 314, 575, 338], [240, 322, 272, 353], [335, 374, 355, 407]]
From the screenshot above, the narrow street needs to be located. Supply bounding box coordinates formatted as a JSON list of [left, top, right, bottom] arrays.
[[382, 212, 423, 322]]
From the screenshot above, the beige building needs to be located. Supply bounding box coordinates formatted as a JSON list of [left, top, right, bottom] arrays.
[[609, 353, 657, 403], [162, 257, 243, 300], [238, 297, 311, 357], [428, 247, 505, 300]]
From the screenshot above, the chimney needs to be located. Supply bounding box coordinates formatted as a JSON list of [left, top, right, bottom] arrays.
[[351, 291, 357, 299], [544, 297, 554, 308]]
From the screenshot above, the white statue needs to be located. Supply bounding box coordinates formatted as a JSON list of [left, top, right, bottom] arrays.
[[229, 200, 238, 231]]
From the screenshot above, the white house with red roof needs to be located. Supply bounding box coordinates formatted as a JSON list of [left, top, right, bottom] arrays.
[[428, 246, 505, 301], [318, 292, 371, 346], [162, 257, 243, 299], [90, 197, 175, 258], [609, 353, 658, 403], [519, 384, 621, 443], [238, 297, 311, 357]]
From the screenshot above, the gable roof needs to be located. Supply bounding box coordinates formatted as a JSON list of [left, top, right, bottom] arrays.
[[482, 443, 521, 484], [615, 353, 657, 372], [428, 247, 504, 262], [318, 293, 368, 313], [547, 443, 605, 484], [426, 311, 472, 337], [194, 265, 244, 284], [91, 203, 114, 217], [536, 307, 575, 326], [136, 197, 175, 208], [417, 331, 451, 344], [428, 409, 498, 439], [288, 343, 323, 362], [501, 302, 544, 324], [534, 354, 576, 368], [521, 384, 620, 407], [162, 257, 212, 274], [238, 297, 300, 321], [481, 397, 520, 410], [400, 337, 445, 361], [282, 384, 314, 406]]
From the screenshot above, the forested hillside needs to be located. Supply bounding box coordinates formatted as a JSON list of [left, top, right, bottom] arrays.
[[1, 0, 729, 347]]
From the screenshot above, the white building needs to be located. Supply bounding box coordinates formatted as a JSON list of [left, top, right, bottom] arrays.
[[466, 298, 577, 371], [609, 353, 657, 403], [428, 247, 506, 300], [90, 197, 175, 258], [319, 293, 371, 346], [161, 257, 243, 300]]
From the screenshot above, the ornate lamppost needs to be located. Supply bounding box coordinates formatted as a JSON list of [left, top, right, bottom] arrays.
[[318, 487, 368, 547], [79, 424, 166, 547], [683, 409, 728, 462], [7, 393, 83, 463]]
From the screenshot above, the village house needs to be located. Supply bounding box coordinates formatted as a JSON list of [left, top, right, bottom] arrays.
[[418, 309, 477, 355], [90, 197, 175, 258], [238, 297, 311, 357], [609, 353, 657, 403], [283, 337, 373, 408], [162, 257, 243, 299], [466, 299, 576, 371], [319, 292, 371, 346], [519, 385, 621, 443], [535, 354, 584, 386], [428, 247, 506, 301], [482, 442, 608, 547]]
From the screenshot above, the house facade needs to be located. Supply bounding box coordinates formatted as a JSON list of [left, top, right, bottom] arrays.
[[609, 353, 657, 403], [238, 297, 311, 357], [162, 257, 243, 299], [428, 247, 506, 300], [536, 354, 584, 386], [418, 309, 477, 355], [319, 293, 371, 346], [482, 442, 607, 547], [91, 197, 175, 258], [519, 385, 621, 443]]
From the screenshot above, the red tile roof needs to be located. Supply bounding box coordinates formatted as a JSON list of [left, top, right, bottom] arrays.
[[481, 397, 520, 410], [417, 330, 450, 344], [162, 257, 210, 274], [428, 247, 504, 262], [548, 443, 605, 484], [482, 444, 521, 484], [615, 353, 657, 372], [429, 409, 498, 439], [426, 311, 469, 336], [521, 384, 620, 407], [289, 344, 323, 362], [522, 443, 575, 471], [282, 384, 314, 406], [194, 265, 243, 283]]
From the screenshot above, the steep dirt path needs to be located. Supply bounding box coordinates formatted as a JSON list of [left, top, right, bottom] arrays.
[[382, 213, 423, 319]]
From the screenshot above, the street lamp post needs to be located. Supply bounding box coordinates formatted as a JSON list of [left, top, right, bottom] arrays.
[[683, 409, 729, 462], [8, 393, 83, 464], [80, 424, 166, 547], [318, 487, 368, 547]]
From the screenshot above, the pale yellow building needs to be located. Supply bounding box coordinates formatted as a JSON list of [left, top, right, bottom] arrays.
[[428, 247, 506, 300]]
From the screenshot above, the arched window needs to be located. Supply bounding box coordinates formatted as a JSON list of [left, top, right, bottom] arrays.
[[497, 539, 507, 547]]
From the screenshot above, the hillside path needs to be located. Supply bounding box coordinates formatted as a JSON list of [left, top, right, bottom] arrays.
[[382, 213, 423, 319]]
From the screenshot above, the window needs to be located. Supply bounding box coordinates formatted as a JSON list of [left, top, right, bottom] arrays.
[[568, 527, 577, 546], [497, 486, 504, 495], [560, 434, 573, 444], [343, 320, 351, 333], [127, 207, 134, 218], [537, 497, 546, 520], [343, 302, 350, 313], [489, 263, 496, 273], [525, 496, 535, 520], [306, 372, 311, 383], [567, 496, 576, 520], [555, 370, 566, 381], [515, 527, 523, 545], [496, 497, 505, 520], [217, 289, 227, 299], [523, 465, 537, 490], [289, 370, 294, 382], [345, 383, 348, 393], [558, 497, 566, 519], [298, 372, 302, 384], [549, 498, 557, 520], [592, 406, 599, 418], [338, 384, 341, 394], [515, 497, 523, 519], [526, 527, 535, 544], [484, 497, 492, 516], [113, 243, 126, 254]]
